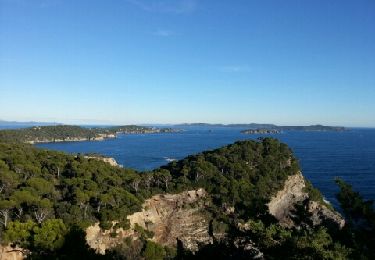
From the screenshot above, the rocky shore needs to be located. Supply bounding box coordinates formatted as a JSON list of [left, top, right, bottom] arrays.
[[25, 133, 117, 144], [241, 128, 281, 134]]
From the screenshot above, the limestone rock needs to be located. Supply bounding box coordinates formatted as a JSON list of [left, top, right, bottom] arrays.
[[268, 172, 344, 229], [84, 156, 120, 167], [86, 188, 211, 254], [127, 188, 210, 251], [0, 245, 27, 260]]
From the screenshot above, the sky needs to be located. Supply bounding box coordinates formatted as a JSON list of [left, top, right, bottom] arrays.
[[0, 0, 374, 127]]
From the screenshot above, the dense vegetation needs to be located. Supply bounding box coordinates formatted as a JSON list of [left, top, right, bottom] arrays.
[[0, 125, 179, 144], [0, 138, 373, 259]]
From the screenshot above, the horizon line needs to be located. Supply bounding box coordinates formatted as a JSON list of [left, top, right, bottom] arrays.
[[1, 119, 375, 128]]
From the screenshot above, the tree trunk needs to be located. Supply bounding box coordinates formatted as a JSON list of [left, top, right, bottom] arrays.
[[0, 209, 9, 228]]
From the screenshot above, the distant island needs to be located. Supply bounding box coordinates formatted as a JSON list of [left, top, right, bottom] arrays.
[[241, 128, 281, 134], [176, 123, 278, 128], [278, 125, 346, 131], [0, 125, 181, 144], [0, 119, 59, 129], [177, 123, 346, 132]]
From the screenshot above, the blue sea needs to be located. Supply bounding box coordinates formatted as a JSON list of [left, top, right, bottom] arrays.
[[31, 126, 375, 208]]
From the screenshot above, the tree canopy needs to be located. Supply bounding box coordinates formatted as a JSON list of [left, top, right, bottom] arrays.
[[0, 138, 373, 259]]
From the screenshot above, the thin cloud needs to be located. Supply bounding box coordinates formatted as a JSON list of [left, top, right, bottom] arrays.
[[126, 0, 197, 14], [153, 29, 175, 37], [219, 65, 252, 73]]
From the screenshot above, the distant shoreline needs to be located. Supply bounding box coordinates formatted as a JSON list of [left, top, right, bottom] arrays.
[[0, 125, 182, 144]]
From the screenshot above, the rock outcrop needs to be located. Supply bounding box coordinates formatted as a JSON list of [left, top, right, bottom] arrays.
[[86, 223, 134, 255], [0, 245, 26, 260], [128, 188, 210, 251], [267, 172, 345, 228], [241, 129, 280, 134], [86, 188, 211, 254], [84, 156, 120, 167], [86, 173, 345, 256]]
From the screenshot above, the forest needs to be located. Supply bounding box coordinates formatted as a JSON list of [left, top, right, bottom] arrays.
[[0, 138, 374, 259]]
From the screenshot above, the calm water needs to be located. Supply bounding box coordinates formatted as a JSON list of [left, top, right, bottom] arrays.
[[35, 126, 375, 207]]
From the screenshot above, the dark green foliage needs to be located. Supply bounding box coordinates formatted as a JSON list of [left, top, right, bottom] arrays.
[[193, 220, 351, 260], [303, 179, 324, 202], [1, 137, 372, 259], [134, 223, 155, 239], [0, 138, 300, 257], [0, 141, 143, 255], [335, 178, 375, 259], [32, 219, 67, 251], [158, 138, 299, 221], [142, 240, 166, 260], [3, 219, 67, 252], [0, 125, 97, 143]]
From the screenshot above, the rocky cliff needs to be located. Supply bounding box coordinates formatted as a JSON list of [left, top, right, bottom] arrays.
[[267, 172, 345, 228], [86, 173, 345, 255], [86, 188, 211, 254]]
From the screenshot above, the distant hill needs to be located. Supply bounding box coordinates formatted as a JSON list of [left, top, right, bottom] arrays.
[[175, 123, 346, 131], [175, 123, 279, 128], [0, 119, 60, 129], [279, 124, 346, 131]]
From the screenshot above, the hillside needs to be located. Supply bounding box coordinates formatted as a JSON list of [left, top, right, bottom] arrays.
[[0, 139, 373, 259]]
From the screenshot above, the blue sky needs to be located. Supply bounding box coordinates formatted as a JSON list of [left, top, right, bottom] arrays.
[[0, 0, 374, 126]]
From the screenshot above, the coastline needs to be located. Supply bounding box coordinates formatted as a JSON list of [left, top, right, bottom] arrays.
[[25, 129, 182, 144], [25, 133, 117, 144]]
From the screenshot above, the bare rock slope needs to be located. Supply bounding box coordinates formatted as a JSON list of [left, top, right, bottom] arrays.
[[86, 188, 211, 254], [268, 172, 345, 228], [0, 245, 26, 260], [86, 172, 345, 255]]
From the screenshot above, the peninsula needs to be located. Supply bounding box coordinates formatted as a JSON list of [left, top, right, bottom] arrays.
[[0, 125, 180, 144]]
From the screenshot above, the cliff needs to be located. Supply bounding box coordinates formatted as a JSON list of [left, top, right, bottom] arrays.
[[268, 172, 344, 228], [86, 189, 210, 254], [86, 172, 345, 255]]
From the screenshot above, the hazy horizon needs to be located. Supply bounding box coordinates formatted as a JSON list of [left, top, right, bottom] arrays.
[[1, 118, 374, 128]]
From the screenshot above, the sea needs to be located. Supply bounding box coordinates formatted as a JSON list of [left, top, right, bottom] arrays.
[[2, 124, 374, 208]]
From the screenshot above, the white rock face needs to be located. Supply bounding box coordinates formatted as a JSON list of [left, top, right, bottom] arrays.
[[0, 245, 27, 260], [268, 172, 308, 227], [127, 188, 211, 251], [86, 223, 134, 255], [84, 156, 120, 167], [86, 188, 211, 254], [268, 172, 345, 228]]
